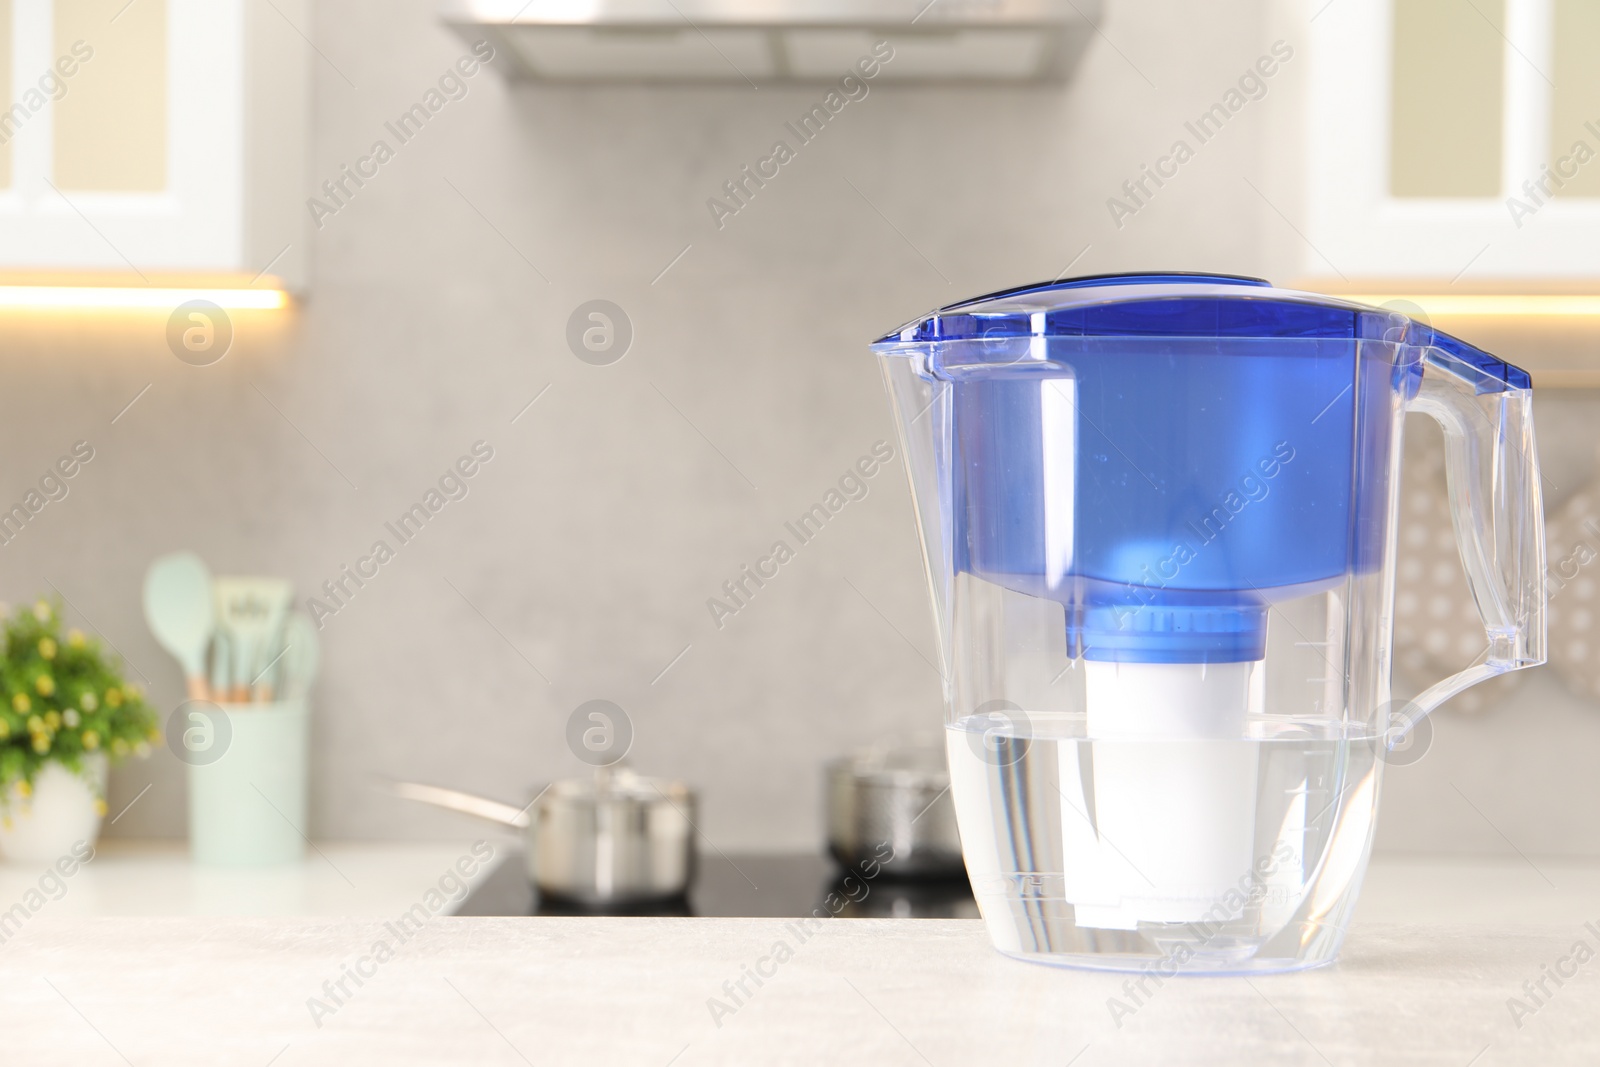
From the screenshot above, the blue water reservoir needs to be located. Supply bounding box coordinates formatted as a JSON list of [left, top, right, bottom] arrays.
[[874, 274, 1514, 664]]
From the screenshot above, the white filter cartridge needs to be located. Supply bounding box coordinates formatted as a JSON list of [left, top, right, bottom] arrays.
[[1061, 659, 1261, 930]]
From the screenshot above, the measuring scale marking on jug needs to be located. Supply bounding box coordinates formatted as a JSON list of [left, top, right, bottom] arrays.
[[871, 272, 1546, 973]]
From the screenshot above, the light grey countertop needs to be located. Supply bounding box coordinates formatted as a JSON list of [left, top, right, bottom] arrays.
[[0, 839, 503, 917], [1, 913, 1597, 1065], [1, 851, 1598, 1064]]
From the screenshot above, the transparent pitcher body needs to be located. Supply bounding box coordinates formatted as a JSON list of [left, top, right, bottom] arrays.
[[874, 285, 1544, 974]]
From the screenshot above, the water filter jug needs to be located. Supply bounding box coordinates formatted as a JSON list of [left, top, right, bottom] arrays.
[[872, 273, 1546, 972]]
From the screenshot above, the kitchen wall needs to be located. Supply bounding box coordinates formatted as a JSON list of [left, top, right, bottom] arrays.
[[2, 0, 1597, 856]]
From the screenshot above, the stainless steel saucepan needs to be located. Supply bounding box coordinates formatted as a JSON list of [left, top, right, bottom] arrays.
[[826, 739, 964, 878], [394, 766, 696, 907]]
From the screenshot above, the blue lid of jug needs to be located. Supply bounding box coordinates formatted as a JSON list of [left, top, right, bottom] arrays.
[[874, 272, 1528, 391]]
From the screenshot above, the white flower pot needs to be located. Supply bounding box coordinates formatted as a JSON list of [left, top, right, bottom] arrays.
[[0, 755, 107, 864]]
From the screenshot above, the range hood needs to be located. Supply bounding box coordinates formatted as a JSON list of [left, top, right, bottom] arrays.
[[441, 1, 1102, 83]]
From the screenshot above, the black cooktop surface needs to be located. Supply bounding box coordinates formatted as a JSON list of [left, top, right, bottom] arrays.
[[454, 852, 977, 919]]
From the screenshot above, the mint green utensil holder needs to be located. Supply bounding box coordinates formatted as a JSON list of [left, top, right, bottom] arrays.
[[187, 698, 309, 867]]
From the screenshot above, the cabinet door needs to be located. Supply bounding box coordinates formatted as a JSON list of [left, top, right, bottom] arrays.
[[1307, 0, 1600, 279], [0, 0, 245, 273]]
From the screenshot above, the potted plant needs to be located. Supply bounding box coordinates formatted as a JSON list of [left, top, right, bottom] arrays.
[[0, 600, 158, 863]]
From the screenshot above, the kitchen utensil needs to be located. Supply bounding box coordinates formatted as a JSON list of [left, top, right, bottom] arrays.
[[872, 272, 1546, 973], [208, 628, 231, 704], [394, 767, 697, 907], [825, 740, 963, 878], [142, 552, 216, 701], [276, 612, 320, 700], [212, 576, 292, 701]]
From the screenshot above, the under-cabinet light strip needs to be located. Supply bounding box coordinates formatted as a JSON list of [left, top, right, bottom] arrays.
[[0, 287, 288, 310], [1342, 294, 1600, 317]]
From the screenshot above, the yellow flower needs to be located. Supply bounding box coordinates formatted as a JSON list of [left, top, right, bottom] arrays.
[[0, 719, 8, 739], [111, 737, 128, 757], [67, 629, 86, 649], [32, 600, 49, 622], [43, 711, 60, 731], [26, 715, 42, 733], [80, 692, 97, 712], [82, 730, 99, 750], [37, 637, 56, 660], [16, 779, 30, 798], [31, 736, 48, 753], [12, 693, 29, 713], [146, 726, 160, 742], [125, 683, 142, 699], [93, 798, 107, 817], [105, 688, 123, 709], [35, 675, 54, 697]]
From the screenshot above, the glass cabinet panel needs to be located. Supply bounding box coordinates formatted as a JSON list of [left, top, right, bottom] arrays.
[[1389, 0, 1504, 197], [0, 0, 11, 189], [1550, 0, 1600, 198], [53, 0, 166, 192]]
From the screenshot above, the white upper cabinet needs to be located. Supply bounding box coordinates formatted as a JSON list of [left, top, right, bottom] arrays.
[[0, 0, 309, 288], [1307, 0, 1600, 279]]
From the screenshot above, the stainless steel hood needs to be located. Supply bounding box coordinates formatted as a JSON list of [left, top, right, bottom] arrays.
[[440, 1, 1102, 83]]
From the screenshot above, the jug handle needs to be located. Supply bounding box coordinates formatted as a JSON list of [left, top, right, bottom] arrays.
[[1402, 347, 1547, 723]]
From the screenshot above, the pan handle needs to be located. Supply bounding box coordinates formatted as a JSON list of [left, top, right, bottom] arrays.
[[391, 781, 531, 829]]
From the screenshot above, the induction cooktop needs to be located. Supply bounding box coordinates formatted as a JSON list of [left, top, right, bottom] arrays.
[[453, 851, 977, 919]]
